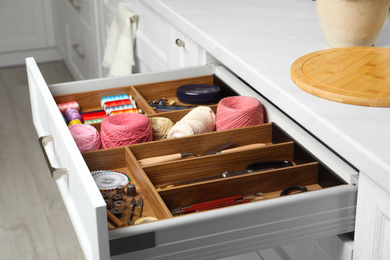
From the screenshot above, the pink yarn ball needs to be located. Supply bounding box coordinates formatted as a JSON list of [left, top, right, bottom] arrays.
[[216, 96, 264, 131], [69, 124, 101, 152], [100, 113, 152, 149]]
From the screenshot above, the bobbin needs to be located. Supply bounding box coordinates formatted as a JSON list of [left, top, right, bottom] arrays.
[[113, 200, 125, 209], [110, 207, 123, 217], [112, 194, 123, 201]]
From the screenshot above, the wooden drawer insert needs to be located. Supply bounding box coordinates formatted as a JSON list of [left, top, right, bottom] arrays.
[[53, 74, 346, 229]]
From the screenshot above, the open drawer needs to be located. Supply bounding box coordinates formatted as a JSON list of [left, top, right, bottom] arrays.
[[27, 57, 357, 260]]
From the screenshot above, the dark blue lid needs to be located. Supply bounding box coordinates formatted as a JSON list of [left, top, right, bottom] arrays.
[[176, 84, 221, 104]]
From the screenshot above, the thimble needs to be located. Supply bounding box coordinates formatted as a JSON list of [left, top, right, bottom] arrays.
[[126, 184, 137, 197]]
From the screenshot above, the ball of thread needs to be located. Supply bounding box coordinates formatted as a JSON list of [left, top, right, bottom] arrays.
[[167, 106, 216, 139], [69, 124, 101, 152], [100, 113, 152, 148], [216, 96, 264, 131], [149, 117, 174, 140]]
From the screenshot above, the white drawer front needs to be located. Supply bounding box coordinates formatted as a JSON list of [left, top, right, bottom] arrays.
[[27, 57, 357, 259], [27, 58, 109, 259]]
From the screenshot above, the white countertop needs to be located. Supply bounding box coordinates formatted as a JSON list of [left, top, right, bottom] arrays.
[[145, 0, 390, 189]]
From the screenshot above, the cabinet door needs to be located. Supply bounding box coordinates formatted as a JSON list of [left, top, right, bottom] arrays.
[[0, 0, 49, 53], [354, 173, 390, 260]]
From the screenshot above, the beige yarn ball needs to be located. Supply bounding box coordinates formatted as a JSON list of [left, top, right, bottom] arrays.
[[149, 117, 174, 140]]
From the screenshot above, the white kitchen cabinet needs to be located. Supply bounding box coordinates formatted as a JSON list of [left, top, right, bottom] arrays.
[[27, 56, 358, 260], [52, 0, 103, 80], [102, 0, 206, 73], [353, 173, 390, 260], [0, 0, 60, 67]]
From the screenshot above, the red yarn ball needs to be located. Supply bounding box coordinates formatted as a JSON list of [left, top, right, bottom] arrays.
[[100, 113, 153, 148], [216, 96, 264, 131]]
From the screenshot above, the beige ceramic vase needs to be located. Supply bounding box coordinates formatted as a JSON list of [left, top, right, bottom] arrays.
[[317, 0, 390, 47]]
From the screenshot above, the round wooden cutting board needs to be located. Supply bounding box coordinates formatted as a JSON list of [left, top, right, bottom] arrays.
[[290, 47, 390, 107]]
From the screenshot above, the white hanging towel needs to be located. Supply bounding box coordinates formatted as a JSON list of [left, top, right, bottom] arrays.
[[102, 3, 137, 77]]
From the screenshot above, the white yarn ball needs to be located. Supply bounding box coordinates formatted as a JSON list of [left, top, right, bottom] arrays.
[[167, 106, 216, 139]]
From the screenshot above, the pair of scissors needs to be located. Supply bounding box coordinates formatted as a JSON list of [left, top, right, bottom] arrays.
[[128, 197, 143, 225]]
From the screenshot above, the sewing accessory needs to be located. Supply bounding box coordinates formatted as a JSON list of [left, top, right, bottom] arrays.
[[113, 200, 125, 209], [116, 185, 124, 195], [170, 195, 258, 215], [100, 113, 153, 148], [135, 197, 143, 221], [167, 106, 216, 139], [65, 108, 83, 124], [128, 198, 136, 225], [176, 84, 221, 104], [111, 194, 124, 201], [110, 108, 139, 115], [91, 170, 130, 191], [82, 110, 107, 122], [156, 160, 293, 189], [149, 103, 193, 112], [149, 117, 174, 140], [105, 198, 113, 210], [57, 101, 80, 114], [67, 119, 82, 126], [107, 209, 124, 227], [126, 184, 137, 197], [101, 94, 130, 107], [216, 96, 264, 131], [134, 217, 158, 225], [83, 118, 105, 124], [101, 191, 110, 199], [103, 99, 131, 110], [138, 141, 235, 167], [110, 207, 123, 218], [105, 104, 135, 115], [68, 124, 101, 152], [280, 185, 308, 196]]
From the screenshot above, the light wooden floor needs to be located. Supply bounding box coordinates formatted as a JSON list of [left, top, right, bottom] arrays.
[[0, 62, 85, 259]]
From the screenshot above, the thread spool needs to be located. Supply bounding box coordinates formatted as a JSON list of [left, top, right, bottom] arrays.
[[215, 96, 264, 131], [112, 194, 123, 201], [68, 124, 101, 152], [68, 119, 82, 126], [167, 106, 216, 139], [149, 117, 174, 140], [100, 113, 153, 149], [57, 101, 79, 114], [82, 110, 107, 122], [65, 108, 83, 124]]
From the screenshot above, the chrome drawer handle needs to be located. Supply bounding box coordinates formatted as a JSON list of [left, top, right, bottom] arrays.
[[72, 44, 86, 59], [69, 0, 81, 11], [38, 135, 68, 180], [175, 38, 186, 47]]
